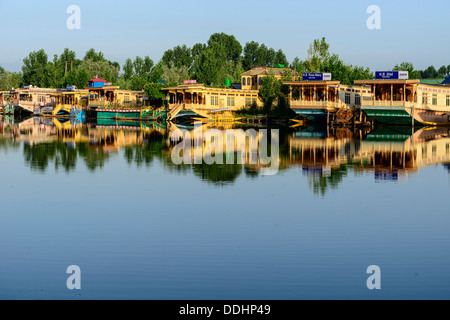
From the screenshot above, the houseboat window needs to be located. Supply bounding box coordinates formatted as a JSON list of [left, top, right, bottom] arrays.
[[345, 93, 351, 104], [211, 96, 219, 106], [251, 77, 255, 86], [422, 93, 428, 105], [446, 95, 450, 106], [259, 77, 262, 86], [355, 94, 361, 105], [252, 98, 257, 105], [247, 77, 250, 86], [432, 94, 438, 106], [245, 98, 252, 106], [243, 78, 246, 86], [446, 143, 449, 154], [227, 97, 235, 107]]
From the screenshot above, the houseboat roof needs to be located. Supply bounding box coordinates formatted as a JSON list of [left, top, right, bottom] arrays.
[[354, 79, 420, 85], [442, 76, 450, 84], [282, 80, 341, 86], [242, 67, 299, 76], [162, 84, 258, 94], [88, 86, 120, 90], [420, 79, 445, 85], [88, 78, 107, 82]]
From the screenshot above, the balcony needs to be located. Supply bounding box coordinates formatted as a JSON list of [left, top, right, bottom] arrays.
[[290, 100, 340, 109], [361, 100, 412, 108]]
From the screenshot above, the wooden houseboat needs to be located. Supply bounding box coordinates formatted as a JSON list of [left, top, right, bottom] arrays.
[[355, 72, 450, 126], [12, 86, 57, 114], [161, 67, 298, 121], [162, 82, 261, 121], [52, 87, 89, 121], [283, 74, 369, 123], [86, 79, 146, 120], [0, 91, 13, 114]]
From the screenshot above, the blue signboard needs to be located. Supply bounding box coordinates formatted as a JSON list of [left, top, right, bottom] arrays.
[[375, 71, 409, 80], [302, 73, 332, 81]]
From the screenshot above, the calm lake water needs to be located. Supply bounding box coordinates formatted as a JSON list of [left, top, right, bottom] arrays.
[[1, 116, 450, 300]]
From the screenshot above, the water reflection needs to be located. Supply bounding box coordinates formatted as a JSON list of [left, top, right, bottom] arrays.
[[1, 115, 450, 192]]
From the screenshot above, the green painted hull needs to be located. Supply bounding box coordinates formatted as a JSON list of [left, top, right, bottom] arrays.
[[96, 109, 141, 120], [365, 126, 418, 142], [362, 106, 421, 125], [96, 119, 143, 127]]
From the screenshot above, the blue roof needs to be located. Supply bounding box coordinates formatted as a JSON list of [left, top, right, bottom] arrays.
[[442, 76, 450, 84]]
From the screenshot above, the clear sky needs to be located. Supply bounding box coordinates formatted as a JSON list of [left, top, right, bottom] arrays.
[[1, 0, 448, 72]]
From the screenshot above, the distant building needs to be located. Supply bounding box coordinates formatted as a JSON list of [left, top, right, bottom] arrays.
[[241, 66, 300, 91]]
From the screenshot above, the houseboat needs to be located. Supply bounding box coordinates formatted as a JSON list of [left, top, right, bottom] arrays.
[[86, 78, 147, 120], [52, 86, 89, 122], [12, 86, 57, 115], [355, 72, 450, 126], [283, 73, 369, 123], [0, 91, 13, 114], [162, 82, 261, 121], [162, 66, 299, 121]]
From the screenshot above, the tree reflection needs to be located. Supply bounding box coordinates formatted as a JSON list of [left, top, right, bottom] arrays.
[[305, 165, 349, 196], [23, 142, 78, 173], [76, 143, 110, 172], [192, 161, 243, 186]]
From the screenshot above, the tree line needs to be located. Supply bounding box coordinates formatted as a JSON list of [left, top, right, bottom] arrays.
[[0, 33, 448, 99]]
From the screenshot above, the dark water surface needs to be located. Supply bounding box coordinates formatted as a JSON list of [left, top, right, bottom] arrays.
[[1, 117, 450, 300]]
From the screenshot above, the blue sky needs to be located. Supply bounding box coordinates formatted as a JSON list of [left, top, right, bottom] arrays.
[[1, 0, 448, 73]]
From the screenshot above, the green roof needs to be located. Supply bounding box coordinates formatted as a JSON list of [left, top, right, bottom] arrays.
[[420, 79, 445, 85]]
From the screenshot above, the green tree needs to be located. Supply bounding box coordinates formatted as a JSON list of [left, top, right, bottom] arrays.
[[290, 57, 308, 74], [144, 82, 166, 100], [0, 71, 22, 90], [438, 65, 448, 78], [274, 49, 289, 66], [123, 58, 134, 80], [306, 37, 330, 72], [242, 41, 260, 70], [78, 59, 119, 83], [83, 48, 105, 62], [161, 63, 189, 85], [22, 49, 52, 87], [63, 68, 90, 89], [161, 45, 192, 70], [421, 66, 438, 79], [393, 62, 420, 79], [259, 74, 281, 114], [192, 48, 224, 86], [242, 42, 278, 70], [207, 32, 242, 63], [192, 43, 207, 58]]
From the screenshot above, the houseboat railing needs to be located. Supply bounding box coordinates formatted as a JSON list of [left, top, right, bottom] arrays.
[[290, 100, 341, 108]]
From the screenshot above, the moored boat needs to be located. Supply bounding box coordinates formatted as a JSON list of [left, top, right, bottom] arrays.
[[52, 87, 89, 121], [355, 72, 450, 126]]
